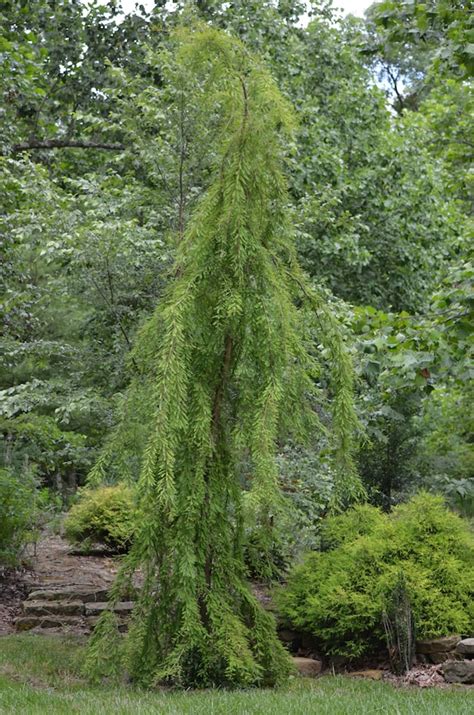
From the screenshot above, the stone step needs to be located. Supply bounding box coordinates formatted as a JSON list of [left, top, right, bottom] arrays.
[[15, 615, 84, 632], [26, 587, 110, 603], [23, 600, 85, 617], [84, 601, 134, 617], [25, 627, 90, 637]]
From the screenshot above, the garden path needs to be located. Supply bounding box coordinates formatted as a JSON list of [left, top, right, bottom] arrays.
[[0, 533, 117, 635]]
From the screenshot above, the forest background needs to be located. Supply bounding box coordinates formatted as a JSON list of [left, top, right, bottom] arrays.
[[1, 0, 472, 567]]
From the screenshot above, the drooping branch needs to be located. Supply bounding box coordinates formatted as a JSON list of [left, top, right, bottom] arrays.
[[12, 138, 125, 153], [85, 26, 354, 689], [211, 334, 234, 438]]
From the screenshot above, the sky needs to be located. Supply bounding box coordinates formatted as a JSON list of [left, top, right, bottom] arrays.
[[335, 0, 371, 15], [118, 0, 372, 18]]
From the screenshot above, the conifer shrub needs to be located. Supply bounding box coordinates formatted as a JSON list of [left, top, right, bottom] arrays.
[[278, 493, 474, 658], [64, 485, 135, 553], [319, 502, 386, 550]]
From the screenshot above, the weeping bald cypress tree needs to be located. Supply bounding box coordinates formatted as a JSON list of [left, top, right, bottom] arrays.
[[86, 26, 361, 688]]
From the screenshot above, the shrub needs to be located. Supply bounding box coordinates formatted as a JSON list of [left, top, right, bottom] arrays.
[[0, 414, 90, 492], [63, 485, 136, 553], [0, 468, 37, 567], [244, 445, 335, 582], [278, 493, 474, 658], [320, 503, 386, 550]]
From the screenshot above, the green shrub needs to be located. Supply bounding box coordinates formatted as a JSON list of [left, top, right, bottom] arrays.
[[0, 468, 37, 567], [0, 414, 90, 491], [278, 493, 474, 658], [63, 485, 136, 553], [320, 503, 386, 550], [243, 445, 335, 582]]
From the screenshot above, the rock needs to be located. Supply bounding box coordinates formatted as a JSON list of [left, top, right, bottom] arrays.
[[428, 652, 452, 665], [113, 601, 134, 615], [23, 600, 84, 616], [28, 626, 89, 637], [441, 659, 474, 684], [15, 615, 83, 631], [27, 587, 109, 603], [349, 669, 384, 681], [84, 601, 134, 617], [416, 636, 460, 654], [456, 638, 474, 657], [292, 656, 322, 677]]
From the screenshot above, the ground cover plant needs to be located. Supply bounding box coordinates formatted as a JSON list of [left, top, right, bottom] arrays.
[[0, 468, 37, 567]]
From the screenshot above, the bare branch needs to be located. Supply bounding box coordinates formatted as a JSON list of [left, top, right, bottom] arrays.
[[384, 64, 406, 114]]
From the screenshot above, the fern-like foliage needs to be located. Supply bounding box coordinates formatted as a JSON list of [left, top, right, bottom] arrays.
[[86, 25, 361, 688]]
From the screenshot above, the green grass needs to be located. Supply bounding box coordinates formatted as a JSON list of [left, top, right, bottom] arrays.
[[0, 635, 471, 714]]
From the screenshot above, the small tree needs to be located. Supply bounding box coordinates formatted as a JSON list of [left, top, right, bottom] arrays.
[[86, 25, 360, 688]]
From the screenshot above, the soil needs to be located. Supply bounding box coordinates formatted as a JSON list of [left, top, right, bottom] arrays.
[[0, 533, 118, 635], [0, 573, 29, 636]]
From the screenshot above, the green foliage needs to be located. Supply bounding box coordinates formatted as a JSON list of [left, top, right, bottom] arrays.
[[0, 0, 147, 154], [367, 0, 474, 80], [319, 503, 386, 550], [382, 571, 415, 675], [243, 445, 337, 582], [278, 445, 335, 546], [0, 413, 89, 488], [1, 0, 469, 515], [0, 467, 37, 566], [85, 25, 359, 689], [296, 104, 458, 312], [346, 260, 473, 507], [408, 80, 474, 207], [1, 1, 471, 687], [64, 485, 136, 553], [417, 386, 474, 517], [278, 493, 474, 658]]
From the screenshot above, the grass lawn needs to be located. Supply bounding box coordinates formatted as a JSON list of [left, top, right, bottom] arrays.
[[0, 635, 472, 714]]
